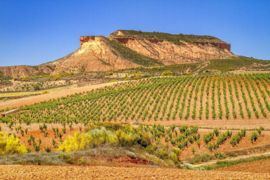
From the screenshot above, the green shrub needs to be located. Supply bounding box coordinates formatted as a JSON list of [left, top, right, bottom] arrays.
[[191, 147, 195, 154], [186, 153, 213, 164], [214, 152, 226, 160], [256, 127, 263, 135], [155, 149, 169, 159], [169, 152, 178, 164], [161, 70, 173, 76], [77, 158, 85, 165], [146, 145, 154, 154], [171, 148, 182, 156], [57, 153, 74, 164], [251, 132, 258, 143], [44, 147, 51, 153], [42, 90, 49, 94], [214, 128, 219, 136], [170, 139, 176, 145]]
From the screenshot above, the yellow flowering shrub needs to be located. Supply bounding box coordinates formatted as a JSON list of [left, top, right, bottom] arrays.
[[58, 128, 119, 152], [0, 132, 28, 155], [58, 124, 151, 152]]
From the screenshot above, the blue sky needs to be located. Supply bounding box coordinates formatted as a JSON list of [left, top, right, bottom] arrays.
[[0, 0, 269, 66]]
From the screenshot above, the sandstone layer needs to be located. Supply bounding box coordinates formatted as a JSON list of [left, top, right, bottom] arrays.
[[121, 38, 234, 65]]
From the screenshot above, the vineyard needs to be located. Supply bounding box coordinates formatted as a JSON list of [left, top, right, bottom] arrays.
[[2, 73, 270, 125], [0, 73, 270, 168]]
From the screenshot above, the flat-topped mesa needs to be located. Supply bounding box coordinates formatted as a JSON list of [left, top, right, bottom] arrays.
[[79, 36, 104, 47], [113, 37, 164, 45], [194, 41, 231, 51]]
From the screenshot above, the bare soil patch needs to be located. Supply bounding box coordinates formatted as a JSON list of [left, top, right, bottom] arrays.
[[0, 165, 269, 179]]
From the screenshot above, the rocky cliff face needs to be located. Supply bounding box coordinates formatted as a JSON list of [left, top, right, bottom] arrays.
[[0, 30, 236, 77], [116, 38, 234, 65]]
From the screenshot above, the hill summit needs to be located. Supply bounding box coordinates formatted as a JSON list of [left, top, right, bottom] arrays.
[[0, 30, 235, 77]]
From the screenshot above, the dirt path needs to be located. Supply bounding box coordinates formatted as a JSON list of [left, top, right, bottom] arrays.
[[0, 165, 269, 179], [192, 151, 270, 168], [0, 81, 122, 111]]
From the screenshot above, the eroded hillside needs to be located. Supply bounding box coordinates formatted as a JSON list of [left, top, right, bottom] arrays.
[[0, 30, 236, 77], [109, 30, 235, 65]]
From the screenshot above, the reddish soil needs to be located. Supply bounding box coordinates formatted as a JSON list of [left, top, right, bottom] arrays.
[[0, 165, 269, 179], [215, 159, 270, 174], [1, 123, 85, 153], [4, 123, 270, 156], [153, 129, 270, 160], [19, 128, 81, 152], [134, 119, 270, 129]]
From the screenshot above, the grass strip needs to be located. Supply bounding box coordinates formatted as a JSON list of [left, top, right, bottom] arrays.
[[200, 154, 270, 170]]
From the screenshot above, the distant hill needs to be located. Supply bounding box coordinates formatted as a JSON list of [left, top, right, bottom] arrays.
[[0, 30, 236, 77]]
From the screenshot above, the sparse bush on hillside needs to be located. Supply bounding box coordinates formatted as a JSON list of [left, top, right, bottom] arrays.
[[161, 70, 173, 76], [186, 153, 213, 164], [42, 90, 49, 94]]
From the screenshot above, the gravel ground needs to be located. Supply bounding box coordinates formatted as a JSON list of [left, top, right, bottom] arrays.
[[0, 165, 269, 179]]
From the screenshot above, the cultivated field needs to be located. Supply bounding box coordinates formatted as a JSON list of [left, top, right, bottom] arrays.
[[1, 73, 270, 178], [0, 165, 269, 179], [2, 74, 270, 128]]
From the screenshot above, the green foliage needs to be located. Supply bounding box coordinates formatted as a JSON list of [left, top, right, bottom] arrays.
[[44, 147, 51, 153], [171, 147, 182, 156], [256, 127, 263, 135], [251, 132, 258, 143], [214, 128, 219, 136], [57, 153, 74, 164], [191, 147, 195, 154], [115, 30, 223, 46], [161, 70, 173, 76], [214, 152, 226, 159], [186, 153, 213, 164], [202, 57, 270, 72], [145, 145, 154, 154], [155, 149, 169, 159], [169, 152, 178, 164], [203, 132, 214, 144]]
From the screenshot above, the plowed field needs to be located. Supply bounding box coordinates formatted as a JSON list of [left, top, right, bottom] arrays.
[[0, 165, 269, 179]]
